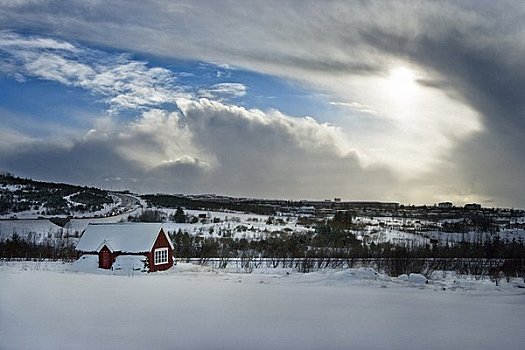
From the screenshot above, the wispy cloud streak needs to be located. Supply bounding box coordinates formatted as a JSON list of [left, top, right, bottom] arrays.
[[0, 31, 184, 112]]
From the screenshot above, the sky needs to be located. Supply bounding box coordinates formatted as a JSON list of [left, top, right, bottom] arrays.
[[0, 1, 524, 207]]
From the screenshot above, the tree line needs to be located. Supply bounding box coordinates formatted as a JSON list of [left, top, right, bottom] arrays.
[[170, 225, 525, 261], [143, 194, 276, 216], [0, 233, 76, 260], [169, 223, 525, 278]]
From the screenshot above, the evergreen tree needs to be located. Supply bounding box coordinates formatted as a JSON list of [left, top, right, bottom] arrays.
[[174, 207, 186, 223]]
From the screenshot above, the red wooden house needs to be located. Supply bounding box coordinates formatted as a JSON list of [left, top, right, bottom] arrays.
[[76, 223, 174, 272]]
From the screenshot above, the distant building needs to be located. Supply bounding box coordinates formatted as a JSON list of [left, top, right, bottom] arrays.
[[346, 201, 400, 210], [464, 203, 482, 210], [76, 223, 174, 272], [298, 206, 316, 215], [438, 202, 453, 209]]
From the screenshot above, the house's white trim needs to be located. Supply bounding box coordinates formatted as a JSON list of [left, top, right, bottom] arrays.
[[154, 247, 169, 265], [96, 240, 114, 253], [159, 228, 175, 250]]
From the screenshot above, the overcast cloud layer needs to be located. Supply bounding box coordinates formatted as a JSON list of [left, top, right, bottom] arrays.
[[1, 1, 524, 207]]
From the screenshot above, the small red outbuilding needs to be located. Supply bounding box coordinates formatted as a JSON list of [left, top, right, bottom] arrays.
[[76, 223, 174, 272]]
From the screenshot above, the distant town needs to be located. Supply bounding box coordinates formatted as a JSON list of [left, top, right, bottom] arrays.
[[148, 193, 525, 232]]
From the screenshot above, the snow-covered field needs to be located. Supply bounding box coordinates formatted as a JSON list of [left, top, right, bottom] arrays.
[[3, 203, 524, 249], [355, 216, 525, 246], [0, 207, 311, 244], [1, 261, 524, 350]]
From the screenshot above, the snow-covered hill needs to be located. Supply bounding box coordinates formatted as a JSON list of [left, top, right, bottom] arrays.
[[0, 173, 127, 219], [1, 174, 524, 251]]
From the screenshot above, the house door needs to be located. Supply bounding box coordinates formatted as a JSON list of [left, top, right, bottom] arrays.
[[100, 250, 111, 269]]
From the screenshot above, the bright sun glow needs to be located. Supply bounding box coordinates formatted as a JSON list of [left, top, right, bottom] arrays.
[[388, 67, 417, 97]]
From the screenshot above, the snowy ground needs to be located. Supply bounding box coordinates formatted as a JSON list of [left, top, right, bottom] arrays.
[[0, 191, 145, 220], [3, 203, 524, 249], [1, 261, 524, 350], [355, 216, 525, 246], [0, 207, 311, 244], [0, 219, 64, 242]]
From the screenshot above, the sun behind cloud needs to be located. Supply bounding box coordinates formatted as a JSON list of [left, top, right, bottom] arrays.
[[387, 66, 417, 99]]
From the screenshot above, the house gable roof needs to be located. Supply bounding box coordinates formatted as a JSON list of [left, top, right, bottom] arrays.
[[76, 223, 173, 253], [96, 241, 114, 253]]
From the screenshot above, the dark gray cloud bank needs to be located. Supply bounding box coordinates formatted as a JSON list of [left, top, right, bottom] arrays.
[[1, 1, 524, 207]]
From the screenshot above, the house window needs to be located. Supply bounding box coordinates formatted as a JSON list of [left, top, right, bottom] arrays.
[[154, 248, 169, 265]]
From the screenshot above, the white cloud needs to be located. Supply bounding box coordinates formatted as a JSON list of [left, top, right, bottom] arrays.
[[177, 98, 352, 157], [198, 82, 247, 100], [0, 30, 77, 51], [113, 108, 214, 171], [79, 97, 358, 181], [24, 53, 95, 85], [329, 101, 380, 116], [0, 31, 185, 112], [1, 95, 403, 200]]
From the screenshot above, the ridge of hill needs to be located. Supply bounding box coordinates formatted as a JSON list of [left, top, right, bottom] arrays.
[[0, 173, 115, 217]]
